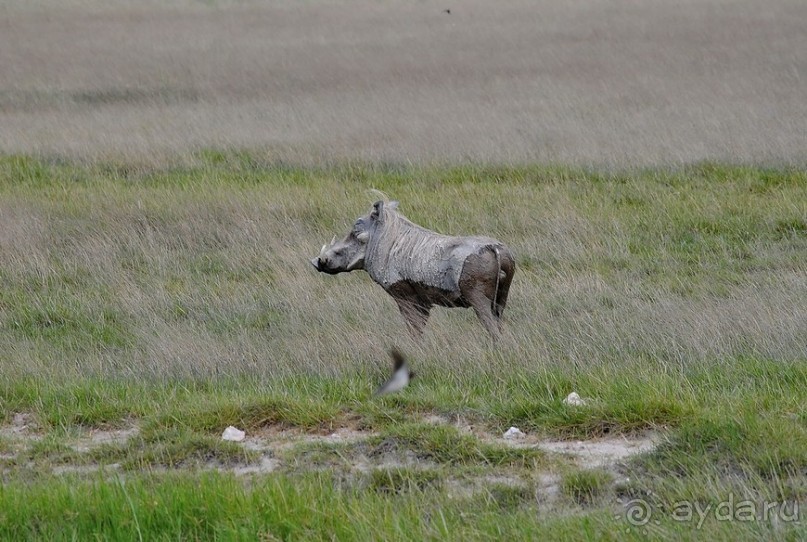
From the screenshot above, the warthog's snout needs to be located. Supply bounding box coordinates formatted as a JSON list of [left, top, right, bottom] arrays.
[[311, 243, 328, 272], [311, 256, 340, 274], [311, 242, 341, 274]]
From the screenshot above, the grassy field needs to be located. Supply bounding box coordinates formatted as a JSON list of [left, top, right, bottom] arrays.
[[0, 155, 805, 539]]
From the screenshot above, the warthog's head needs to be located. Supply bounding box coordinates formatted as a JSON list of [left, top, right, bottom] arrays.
[[311, 201, 395, 274]]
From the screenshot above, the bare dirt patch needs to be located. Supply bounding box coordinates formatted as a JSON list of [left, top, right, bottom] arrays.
[[71, 426, 140, 453], [230, 457, 280, 476], [243, 426, 373, 452], [497, 430, 660, 472], [430, 412, 661, 471], [52, 464, 120, 476], [0, 413, 40, 438], [534, 434, 660, 470]]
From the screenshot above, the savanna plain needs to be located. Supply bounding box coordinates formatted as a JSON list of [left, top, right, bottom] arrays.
[[1, 1, 806, 541]]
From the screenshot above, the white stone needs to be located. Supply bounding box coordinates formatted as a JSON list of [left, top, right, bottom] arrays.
[[221, 426, 246, 442], [563, 392, 587, 406], [503, 426, 525, 439]]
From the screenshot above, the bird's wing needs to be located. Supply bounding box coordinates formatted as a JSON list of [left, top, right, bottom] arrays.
[[389, 348, 406, 371]]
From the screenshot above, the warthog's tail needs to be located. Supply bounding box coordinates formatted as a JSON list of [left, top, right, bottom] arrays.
[[491, 245, 501, 317]]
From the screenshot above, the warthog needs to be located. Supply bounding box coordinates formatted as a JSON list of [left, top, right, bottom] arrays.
[[310, 200, 516, 339]]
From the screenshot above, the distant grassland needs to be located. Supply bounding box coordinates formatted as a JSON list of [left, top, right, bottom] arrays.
[[0, 155, 805, 539], [3, 1, 806, 167]]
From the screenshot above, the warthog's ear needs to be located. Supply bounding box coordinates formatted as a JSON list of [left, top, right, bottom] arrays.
[[371, 200, 384, 220]]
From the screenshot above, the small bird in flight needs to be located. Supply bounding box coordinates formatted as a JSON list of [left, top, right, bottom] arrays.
[[375, 348, 415, 396]]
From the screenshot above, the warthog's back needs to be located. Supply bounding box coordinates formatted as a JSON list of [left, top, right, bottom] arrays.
[[365, 209, 503, 293]]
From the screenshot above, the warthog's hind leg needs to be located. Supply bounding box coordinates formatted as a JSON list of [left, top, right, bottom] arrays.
[[493, 249, 515, 320], [466, 290, 502, 340], [459, 249, 506, 340]]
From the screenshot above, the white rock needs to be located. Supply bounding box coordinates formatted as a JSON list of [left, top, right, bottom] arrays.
[[503, 426, 525, 439], [221, 426, 246, 442], [563, 392, 587, 406]]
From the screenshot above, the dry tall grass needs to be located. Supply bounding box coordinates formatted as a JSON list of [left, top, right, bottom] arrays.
[[1, 162, 804, 384], [1, 0, 806, 167]]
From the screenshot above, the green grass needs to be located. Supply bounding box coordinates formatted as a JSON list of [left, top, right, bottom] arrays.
[[0, 472, 800, 541], [0, 472, 638, 540], [562, 469, 613, 505], [100, 427, 257, 471], [369, 467, 445, 495], [0, 155, 805, 539]]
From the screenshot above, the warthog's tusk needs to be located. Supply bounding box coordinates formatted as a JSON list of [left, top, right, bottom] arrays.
[[331, 236, 336, 245], [319, 244, 327, 257]]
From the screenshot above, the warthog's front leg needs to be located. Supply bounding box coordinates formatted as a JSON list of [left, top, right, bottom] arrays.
[[390, 289, 431, 339], [395, 299, 431, 339]]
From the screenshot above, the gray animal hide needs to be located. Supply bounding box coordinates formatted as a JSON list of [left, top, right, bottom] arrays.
[[365, 205, 501, 293]]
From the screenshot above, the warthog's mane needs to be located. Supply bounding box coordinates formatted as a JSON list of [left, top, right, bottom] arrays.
[[365, 206, 499, 292]]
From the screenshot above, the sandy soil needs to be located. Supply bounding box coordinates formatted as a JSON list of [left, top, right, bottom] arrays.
[[1, 0, 805, 167]]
